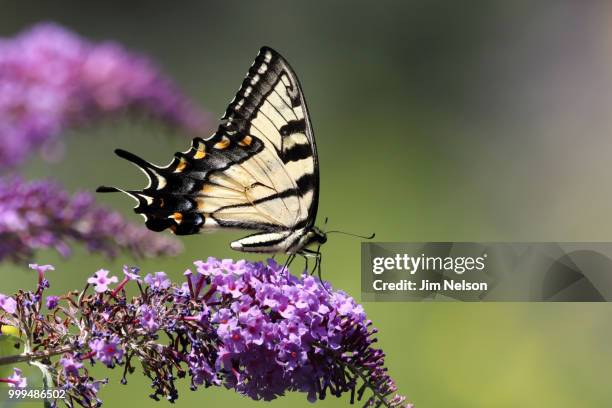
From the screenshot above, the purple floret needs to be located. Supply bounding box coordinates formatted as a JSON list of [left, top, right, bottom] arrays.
[[89, 336, 124, 367]]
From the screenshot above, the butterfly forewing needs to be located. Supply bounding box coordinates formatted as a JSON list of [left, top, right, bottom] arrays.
[[97, 47, 319, 250]]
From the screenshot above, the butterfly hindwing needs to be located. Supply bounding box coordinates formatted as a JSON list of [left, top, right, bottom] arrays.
[[97, 47, 320, 247], [99, 129, 266, 234]]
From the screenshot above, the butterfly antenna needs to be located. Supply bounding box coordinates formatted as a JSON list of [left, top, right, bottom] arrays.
[[326, 230, 376, 240]]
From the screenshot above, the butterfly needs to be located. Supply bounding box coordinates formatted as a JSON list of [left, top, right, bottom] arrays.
[[97, 47, 327, 267]]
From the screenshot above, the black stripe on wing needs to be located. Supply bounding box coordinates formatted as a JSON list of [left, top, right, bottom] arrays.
[[279, 119, 306, 136]]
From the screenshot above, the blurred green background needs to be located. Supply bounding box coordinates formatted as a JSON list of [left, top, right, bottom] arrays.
[[2, 0, 612, 407]]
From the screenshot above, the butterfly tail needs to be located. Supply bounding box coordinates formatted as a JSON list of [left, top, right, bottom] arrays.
[[96, 149, 205, 235], [96, 186, 122, 193]]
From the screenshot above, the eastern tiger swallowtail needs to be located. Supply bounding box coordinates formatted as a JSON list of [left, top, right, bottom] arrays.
[[97, 47, 327, 261]]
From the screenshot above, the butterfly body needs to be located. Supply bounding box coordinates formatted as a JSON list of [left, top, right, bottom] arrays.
[[97, 47, 326, 257], [231, 227, 327, 254]]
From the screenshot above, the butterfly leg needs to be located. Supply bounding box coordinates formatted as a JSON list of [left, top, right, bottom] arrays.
[[314, 251, 330, 293], [300, 248, 327, 291], [282, 253, 297, 275], [311, 252, 320, 277], [299, 249, 318, 274], [315, 251, 323, 283]]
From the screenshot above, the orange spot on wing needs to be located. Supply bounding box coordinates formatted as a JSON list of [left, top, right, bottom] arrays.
[[213, 136, 230, 150], [238, 135, 253, 147], [170, 212, 183, 223], [194, 149, 206, 159], [174, 159, 188, 173]]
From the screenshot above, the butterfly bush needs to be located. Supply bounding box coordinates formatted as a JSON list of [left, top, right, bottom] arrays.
[[0, 259, 411, 408], [0, 177, 181, 262], [0, 22, 209, 168]]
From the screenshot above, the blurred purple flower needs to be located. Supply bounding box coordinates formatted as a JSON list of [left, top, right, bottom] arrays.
[[0, 22, 209, 168], [0, 177, 182, 262]]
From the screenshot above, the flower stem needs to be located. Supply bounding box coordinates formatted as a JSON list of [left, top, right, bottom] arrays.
[[0, 345, 74, 366], [111, 277, 129, 298], [339, 359, 394, 408]]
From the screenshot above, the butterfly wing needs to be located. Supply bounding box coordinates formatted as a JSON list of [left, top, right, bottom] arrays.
[[97, 47, 319, 242]]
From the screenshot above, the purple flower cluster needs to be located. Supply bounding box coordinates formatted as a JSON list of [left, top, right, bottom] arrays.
[[0, 177, 182, 262], [0, 22, 208, 168], [196, 258, 380, 402], [0, 259, 411, 407]]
